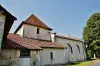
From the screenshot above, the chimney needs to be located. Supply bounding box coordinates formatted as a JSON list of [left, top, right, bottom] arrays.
[[50, 32, 56, 43]]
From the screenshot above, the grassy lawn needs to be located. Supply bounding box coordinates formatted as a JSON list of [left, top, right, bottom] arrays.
[[65, 60, 93, 66]]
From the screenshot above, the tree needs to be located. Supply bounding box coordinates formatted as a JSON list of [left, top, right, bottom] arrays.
[[90, 40, 100, 58], [83, 13, 100, 58]]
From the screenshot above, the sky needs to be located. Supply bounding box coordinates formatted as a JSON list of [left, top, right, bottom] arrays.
[[0, 0, 100, 38]]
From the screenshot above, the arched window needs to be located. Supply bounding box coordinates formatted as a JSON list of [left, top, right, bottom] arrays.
[[50, 52, 53, 60], [68, 44, 73, 54], [77, 45, 80, 53]]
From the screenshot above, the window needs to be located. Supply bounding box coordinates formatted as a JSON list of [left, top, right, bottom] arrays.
[[20, 49, 30, 57], [37, 28, 40, 34], [77, 45, 80, 53], [50, 52, 53, 60], [71, 47, 73, 54], [68, 44, 73, 54]]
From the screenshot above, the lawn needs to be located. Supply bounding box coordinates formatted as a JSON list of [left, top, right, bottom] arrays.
[[65, 60, 92, 66]]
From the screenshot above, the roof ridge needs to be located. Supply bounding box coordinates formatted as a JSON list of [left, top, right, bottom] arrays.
[[25, 14, 52, 30], [56, 34, 82, 42]]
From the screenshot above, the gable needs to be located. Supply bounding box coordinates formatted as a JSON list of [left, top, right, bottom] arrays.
[[14, 14, 52, 33], [25, 14, 52, 30]]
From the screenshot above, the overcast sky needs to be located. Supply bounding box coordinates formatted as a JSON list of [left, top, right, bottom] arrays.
[[0, 0, 100, 38]]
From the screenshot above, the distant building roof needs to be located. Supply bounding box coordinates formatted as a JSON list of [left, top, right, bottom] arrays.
[[56, 34, 83, 42], [14, 14, 52, 33], [3, 33, 64, 49]]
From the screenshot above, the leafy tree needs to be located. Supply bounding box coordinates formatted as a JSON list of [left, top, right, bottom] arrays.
[[83, 13, 100, 58], [90, 40, 100, 58]]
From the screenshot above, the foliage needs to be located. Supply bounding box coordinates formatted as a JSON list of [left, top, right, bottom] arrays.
[[87, 50, 93, 58], [91, 40, 100, 47], [83, 13, 100, 58], [83, 13, 100, 43], [90, 41, 97, 51], [90, 40, 100, 58]]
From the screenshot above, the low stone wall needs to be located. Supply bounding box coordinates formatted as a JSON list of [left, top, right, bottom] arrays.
[[0, 59, 18, 66], [0, 49, 39, 66], [0, 49, 20, 66], [0, 60, 8, 66]]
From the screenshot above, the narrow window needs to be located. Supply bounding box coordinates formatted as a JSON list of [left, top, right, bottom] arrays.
[[50, 52, 53, 60], [68, 44, 73, 54], [77, 45, 80, 53], [71, 47, 73, 54], [37, 28, 40, 34]]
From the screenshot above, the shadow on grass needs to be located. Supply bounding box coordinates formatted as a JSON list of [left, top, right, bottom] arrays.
[[66, 62, 81, 65], [88, 58, 97, 61], [66, 59, 96, 65]]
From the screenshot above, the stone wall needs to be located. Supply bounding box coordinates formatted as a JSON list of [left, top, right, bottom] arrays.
[[30, 50, 40, 66], [55, 37, 86, 62], [0, 12, 6, 49], [0, 49, 40, 66], [23, 24, 51, 41], [0, 49, 20, 66], [39, 48, 65, 66]]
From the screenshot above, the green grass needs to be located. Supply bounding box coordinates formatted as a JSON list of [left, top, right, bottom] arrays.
[[65, 61, 93, 66]]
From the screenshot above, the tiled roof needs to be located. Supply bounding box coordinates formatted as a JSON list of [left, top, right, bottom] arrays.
[[56, 35, 83, 42], [25, 14, 52, 30], [4, 33, 64, 49], [14, 14, 52, 33]]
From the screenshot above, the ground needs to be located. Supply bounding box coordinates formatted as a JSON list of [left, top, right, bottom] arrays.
[[65, 61, 92, 66], [89, 59, 100, 66], [65, 59, 100, 66], [45, 59, 100, 66]]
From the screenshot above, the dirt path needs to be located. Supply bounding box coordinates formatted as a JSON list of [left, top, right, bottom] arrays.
[[89, 59, 100, 66]]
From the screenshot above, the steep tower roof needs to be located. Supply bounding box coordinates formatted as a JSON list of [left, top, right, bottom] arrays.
[[25, 14, 52, 30], [15, 14, 52, 33]]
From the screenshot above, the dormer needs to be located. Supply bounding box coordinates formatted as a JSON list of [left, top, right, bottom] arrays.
[[15, 14, 52, 41]]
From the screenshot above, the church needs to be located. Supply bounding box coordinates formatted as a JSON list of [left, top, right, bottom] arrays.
[[0, 5, 86, 66]]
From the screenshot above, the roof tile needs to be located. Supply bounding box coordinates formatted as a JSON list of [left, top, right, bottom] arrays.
[[25, 14, 52, 30], [4, 33, 64, 49]]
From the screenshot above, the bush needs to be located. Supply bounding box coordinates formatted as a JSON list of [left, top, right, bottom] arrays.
[[96, 47, 100, 58], [87, 50, 93, 60], [88, 50, 93, 57]]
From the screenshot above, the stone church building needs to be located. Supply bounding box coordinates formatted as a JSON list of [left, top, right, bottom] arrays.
[[0, 6, 86, 66]]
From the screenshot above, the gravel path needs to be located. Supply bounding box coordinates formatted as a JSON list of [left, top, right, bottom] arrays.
[[89, 60, 100, 66]]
